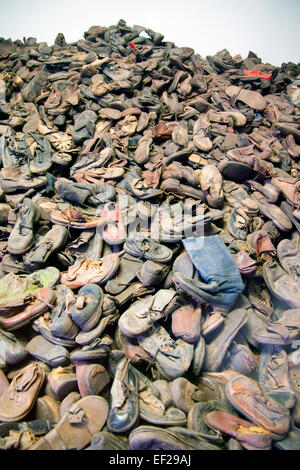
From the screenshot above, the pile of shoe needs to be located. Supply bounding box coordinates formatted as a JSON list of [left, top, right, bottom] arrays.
[[0, 19, 299, 450]]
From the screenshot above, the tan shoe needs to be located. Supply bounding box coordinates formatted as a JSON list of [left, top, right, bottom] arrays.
[[29, 395, 109, 450], [0, 362, 45, 422], [61, 254, 120, 289]]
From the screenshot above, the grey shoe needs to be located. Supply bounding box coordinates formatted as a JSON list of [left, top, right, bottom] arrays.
[[258, 344, 296, 409], [118, 289, 180, 338], [0, 328, 28, 366], [50, 285, 79, 340], [107, 357, 139, 434], [24, 224, 68, 271], [124, 233, 173, 263], [7, 198, 40, 255], [203, 308, 249, 372], [26, 335, 69, 367], [137, 260, 169, 286], [137, 325, 194, 380]]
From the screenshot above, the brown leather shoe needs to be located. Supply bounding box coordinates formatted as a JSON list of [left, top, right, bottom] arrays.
[[0, 362, 45, 422], [61, 254, 120, 289]]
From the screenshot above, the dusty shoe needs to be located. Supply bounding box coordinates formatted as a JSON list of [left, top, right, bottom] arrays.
[[70, 336, 112, 361], [76, 362, 111, 397], [107, 357, 139, 434], [134, 136, 153, 165], [252, 308, 300, 345], [35, 395, 61, 423], [252, 191, 292, 232], [204, 409, 272, 450], [203, 308, 249, 372], [69, 284, 104, 332], [227, 207, 250, 240], [7, 198, 40, 255], [137, 370, 187, 427], [100, 203, 126, 246], [105, 252, 144, 295], [47, 366, 78, 400], [50, 285, 79, 340], [0, 167, 46, 194], [199, 164, 224, 208], [225, 85, 267, 111], [277, 238, 300, 281], [262, 261, 300, 308], [0, 328, 28, 366], [0, 288, 56, 331], [288, 349, 300, 426], [258, 344, 295, 409], [0, 362, 45, 422], [24, 224, 68, 272], [172, 377, 205, 413], [160, 178, 205, 200], [129, 425, 220, 450], [137, 260, 169, 286], [118, 289, 179, 338], [223, 343, 257, 376], [124, 233, 173, 263], [233, 250, 257, 277], [87, 431, 129, 450], [61, 254, 120, 289], [125, 178, 162, 199], [29, 396, 109, 450], [225, 375, 291, 439], [25, 335, 69, 367], [171, 303, 202, 344], [162, 162, 197, 186], [137, 325, 194, 380]]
